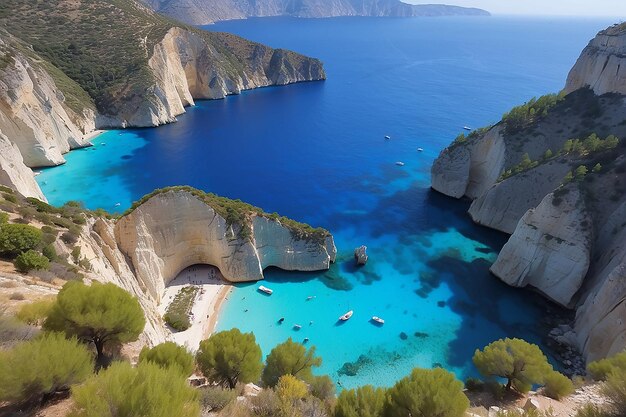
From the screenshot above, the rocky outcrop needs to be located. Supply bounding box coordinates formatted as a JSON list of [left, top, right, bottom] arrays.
[[0, 131, 46, 200], [430, 23, 626, 361], [490, 186, 593, 307], [114, 189, 336, 302], [111, 28, 326, 127], [144, 0, 489, 25], [0, 35, 94, 168], [564, 23, 626, 96]]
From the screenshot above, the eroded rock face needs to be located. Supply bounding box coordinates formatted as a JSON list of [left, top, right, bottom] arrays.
[[564, 24, 626, 96], [0, 131, 46, 200], [112, 28, 326, 127], [114, 190, 336, 301], [490, 187, 592, 307], [0, 38, 93, 168]]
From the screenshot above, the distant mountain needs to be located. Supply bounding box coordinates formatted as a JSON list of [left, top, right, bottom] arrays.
[[142, 0, 490, 25]]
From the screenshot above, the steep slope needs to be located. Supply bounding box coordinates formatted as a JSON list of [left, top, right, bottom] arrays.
[[430, 23, 626, 361], [144, 0, 489, 25], [0, 0, 324, 195]]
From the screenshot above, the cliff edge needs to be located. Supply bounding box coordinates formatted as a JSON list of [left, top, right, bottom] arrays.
[[430, 23, 626, 361]]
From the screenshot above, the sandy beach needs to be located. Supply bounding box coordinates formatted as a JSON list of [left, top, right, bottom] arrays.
[[158, 265, 231, 351], [83, 129, 106, 143]]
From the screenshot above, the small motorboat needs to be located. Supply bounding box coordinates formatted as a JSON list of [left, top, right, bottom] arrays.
[[395, 162, 405, 166], [258, 285, 273, 295], [463, 126, 472, 131], [278, 317, 285, 324], [306, 296, 316, 301], [339, 310, 354, 321], [293, 324, 302, 330], [417, 147, 424, 152], [303, 337, 310, 343], [384, 135, 391, 140], [114, 202, 121, 207], [371, 316, 385, 325]]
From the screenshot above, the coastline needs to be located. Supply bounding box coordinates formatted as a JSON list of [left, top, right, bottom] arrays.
[[83, 129, 106, 143], [205, 285, 232, 337]]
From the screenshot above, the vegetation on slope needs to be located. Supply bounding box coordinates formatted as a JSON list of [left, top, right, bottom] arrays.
[[124, 186, 330, 243]]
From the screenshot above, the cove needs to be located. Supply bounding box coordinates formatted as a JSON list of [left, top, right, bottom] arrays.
[[36, 16, 615, 388]]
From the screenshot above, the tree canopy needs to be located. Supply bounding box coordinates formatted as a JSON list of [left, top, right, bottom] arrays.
[[0, 223, 42, 257], [335, 385, 386, 417], [0, 332, 93, 406], [473, 338, 553, 392], [69, 361, 199, 417], [44, 281, 145, 363], [384, 367, 468, 417], [139, 342, 195, 376], [261, 338, 322, 387], [196, 329, 263, 389]]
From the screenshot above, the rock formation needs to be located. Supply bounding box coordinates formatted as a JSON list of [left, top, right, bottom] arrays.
[[73, 188, 335, 343], [143, 0, 489, 25], [354, 245, 368, 265], [430, 23, 626, 361], [114, 189, 336, 302]]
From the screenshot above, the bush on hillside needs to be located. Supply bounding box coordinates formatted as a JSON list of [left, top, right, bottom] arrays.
[[587, 351, 626, 381], [199, 386, 237, 413], [543, 371, 574, 400], [16, 297, 55, 326], [384, 367, 469, 417], [69, 362, 199, 417], [334, 385, 386, 417], [196, 329, 263, 389], [14, 249, 50, 273], [0, 223, 42, 257], [603, 367, 626, 416], [261, 338, 322, 387], [138, 341, 194, 376], [0, 332, 93, 406], [473, 338, 553, 392]]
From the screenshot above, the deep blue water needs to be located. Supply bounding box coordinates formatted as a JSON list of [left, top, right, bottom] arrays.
[[37, 16, 615, 388]]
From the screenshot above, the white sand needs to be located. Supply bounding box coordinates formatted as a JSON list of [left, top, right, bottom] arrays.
[[159, 265, 230, 352], [83, 129, 106, 143]]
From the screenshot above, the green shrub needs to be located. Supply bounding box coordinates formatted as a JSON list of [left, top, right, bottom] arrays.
[[250, 388, 280, 416], [473, 338, 553, 393], [199, 386, 237, 412], [262, 337, 322, 387], [138, 342, 194, 376], [543, 371, 574, 400], [0, 223, 43, 257], [309, 375, 335, 402], [14, 249, 50, 273], [69, 362, 199, 417], [0, 332, 93, 405], [335, 385, 386, 417], [464, 377, 484, 392], [16, 297, 55, 325], [587, 351, 626, 380], [196, 329, 263, 389], [42, 244, 57, 261], [0, 212, 8, 223], [384, 367, 468, 417], [60, 230, 79, 244], [3, 193, 17, 204], [575, 404, 610, 417], [502, 93, 564, 134], [603, 367, 626, 416], [44, 281, 145, 363], [163, 286, 198, 331]]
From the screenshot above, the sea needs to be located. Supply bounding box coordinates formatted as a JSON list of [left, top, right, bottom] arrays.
[[36, 16, 616, 389]]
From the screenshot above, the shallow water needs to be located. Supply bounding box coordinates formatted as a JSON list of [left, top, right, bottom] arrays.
[[37, 16, 614, 388]]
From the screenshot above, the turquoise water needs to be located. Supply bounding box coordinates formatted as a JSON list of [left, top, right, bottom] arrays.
[[37, 16, 615, 388]]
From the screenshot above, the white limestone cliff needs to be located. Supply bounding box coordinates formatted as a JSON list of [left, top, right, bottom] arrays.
[[0, 131, 46, 200], [564, 23, 626, 96], [114, 189, 336, 302], [0, 39, 93, 168], [490, 186, 592, 307]]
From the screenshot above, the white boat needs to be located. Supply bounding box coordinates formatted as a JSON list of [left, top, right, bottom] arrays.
[[395, 162, 405, 166], [306, 296, 316, 301], [114, 202, 121, 207], [384, 135, 391, 140], [372, 316, 385, 325], [339, 310, 354, 321], [463, 126, 472, 131], [258, 285, 273, 295], [417, 147, 424, 152], [293, 324, 302, 330]]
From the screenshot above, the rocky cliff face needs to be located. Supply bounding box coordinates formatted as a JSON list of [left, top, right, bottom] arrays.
[[114, 189, 336, 302], [0, 132, 45, 200], [110, 28, 325, 127], [565, 23, 626, 96], [430, 23, 626, 361], [144, 0, 489, 25], [73, 188, 335, 343]]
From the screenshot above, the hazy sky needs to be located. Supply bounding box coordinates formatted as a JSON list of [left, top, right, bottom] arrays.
[[411, 0, 626, 17]]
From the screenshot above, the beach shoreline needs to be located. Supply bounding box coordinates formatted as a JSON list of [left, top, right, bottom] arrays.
[[83, 129, 106, 143], [159, 265, 233, 351]]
